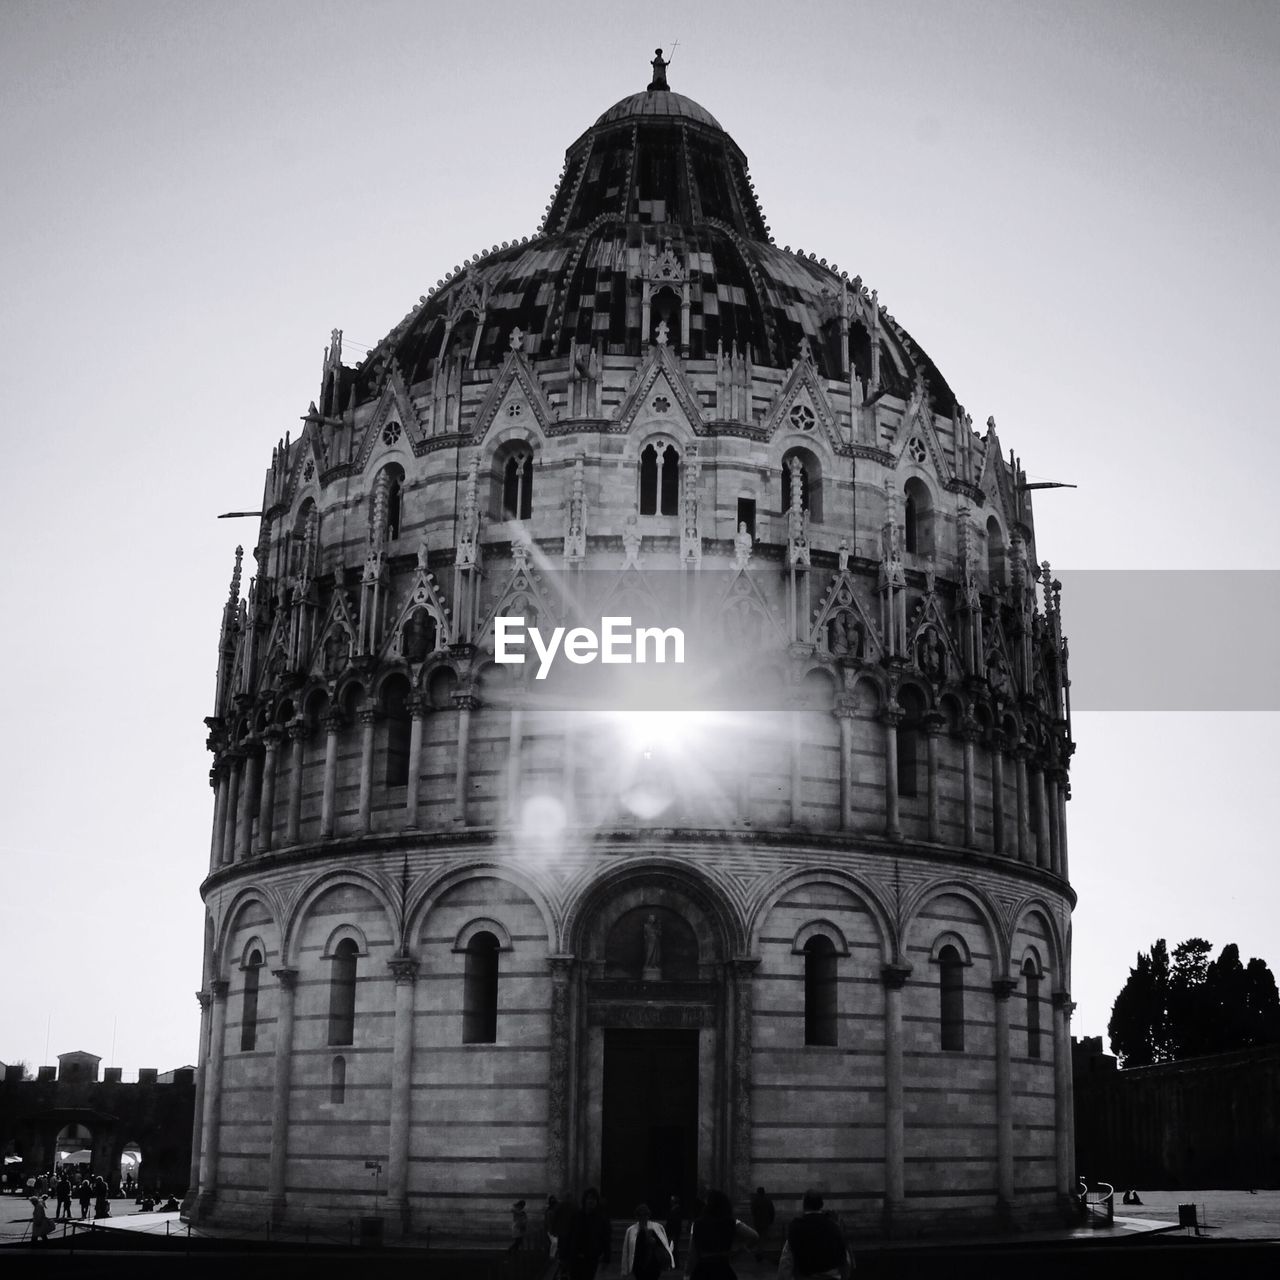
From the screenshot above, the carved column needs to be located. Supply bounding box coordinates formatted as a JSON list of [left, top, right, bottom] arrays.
[[1046, 771, 1061, 876], [992, 978, 1017, 1217], [267, 967, 298, 1221], [186, 990, 211, 1208], [221, 753, 241, 865], [924, 712, 944, 842], [453, 694, 477, 825], [990, 732, 1006, 856], [881, 963, 911, 1234], [881, 708, 902, 840], [405, 695, 427, 828], [357, 703, 380, 833], [835, 701, 855, 831], [960, 717, 979, 849], [729, 958, 759, 1207], [387, 957, 419, 1234], [285, 718, 309, 845], [1056, 775, 1070, 881], [1034, 764, 1051, 870], [507, 705, 524, 825], [1052, 991, 1075, 1204], [195, 979, 229, 1213], [235, 739, 260, 859], [209, 767, 229, 872], [789, 698, 805, 827], [1014, 745, 1031, 864], [320, 710, 344, 838], [547, 956, 575, 1195], [256, 728, 283, 853]]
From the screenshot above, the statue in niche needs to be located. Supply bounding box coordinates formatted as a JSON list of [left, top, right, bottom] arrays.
[[642, 913, 663, 975], [323, 627, 349, 676], [829, 610, 850, 656], [402, 609, 437, 663], [919, 627, 947, 682], [733, 521, 753, 570]]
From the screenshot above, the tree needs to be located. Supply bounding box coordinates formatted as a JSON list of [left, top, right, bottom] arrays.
[[1109, 937, 1280, 1066]]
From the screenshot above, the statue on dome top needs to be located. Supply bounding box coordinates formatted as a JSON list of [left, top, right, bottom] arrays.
[[648, 47, 671, 92]]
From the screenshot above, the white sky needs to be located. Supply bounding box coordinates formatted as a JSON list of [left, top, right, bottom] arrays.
[[1, 0, 1276, 1075]]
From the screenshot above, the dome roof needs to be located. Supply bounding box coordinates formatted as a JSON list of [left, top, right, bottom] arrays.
[[364, 61, 955, 414], [593, 89, 723, 130]]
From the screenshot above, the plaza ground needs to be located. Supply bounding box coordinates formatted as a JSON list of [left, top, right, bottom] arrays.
[[2, 1189, 1278, 1276]]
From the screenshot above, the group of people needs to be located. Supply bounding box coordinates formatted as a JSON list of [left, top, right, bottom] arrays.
[[515, 1185, 852, 1280]]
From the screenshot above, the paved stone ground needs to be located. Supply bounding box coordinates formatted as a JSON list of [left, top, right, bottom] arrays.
[[1100, 1189, 1280, 1240]]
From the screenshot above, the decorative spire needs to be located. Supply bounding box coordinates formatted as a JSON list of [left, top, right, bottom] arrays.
[[648, 47, 670, 91]]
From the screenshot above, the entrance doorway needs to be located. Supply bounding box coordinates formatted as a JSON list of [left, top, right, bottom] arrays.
[[601, 1028, 698, 1216]]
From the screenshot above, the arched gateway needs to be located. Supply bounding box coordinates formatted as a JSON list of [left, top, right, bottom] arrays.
[[192, 59, 1077, 1240]]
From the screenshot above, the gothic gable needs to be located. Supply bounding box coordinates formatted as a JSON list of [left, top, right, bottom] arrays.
[[762, 348, 841, 451], [471, 342, 556, 442], [810, 569, 884, 661], [615, 344, 703, 434], [354, 361, 427, 471]]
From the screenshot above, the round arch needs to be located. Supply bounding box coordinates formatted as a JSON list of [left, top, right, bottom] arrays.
[[1008, 897, 1068, 978], [213, 889, 283, 981], [405, 860, 557, 959], [900, 879, 1007, 976], [747, 866, 896, 963], [282, 869, 399, 968]]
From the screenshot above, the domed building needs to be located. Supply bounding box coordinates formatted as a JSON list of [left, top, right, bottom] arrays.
[[191, 55, 1077, 1239]]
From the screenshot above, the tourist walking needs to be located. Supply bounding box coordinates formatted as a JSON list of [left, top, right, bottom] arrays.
[[562, 1187, 612, 1280], [685, 1190, 757, 1280], [621, 1204, 674, 1280], [77, 1176, 92, 1218], [775, 1191, 851, 1280]]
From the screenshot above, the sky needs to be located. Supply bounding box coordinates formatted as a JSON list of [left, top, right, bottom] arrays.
[[1, 0, 1277, 1076]]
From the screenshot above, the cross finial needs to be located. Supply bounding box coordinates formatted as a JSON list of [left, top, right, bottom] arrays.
[[509, 326, 524, 352], [655, 319, 670, 347]]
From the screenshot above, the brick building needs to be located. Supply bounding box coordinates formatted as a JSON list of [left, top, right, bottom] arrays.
[[191, 57, 1077, 1239], [0, 1051, 195, 1192]]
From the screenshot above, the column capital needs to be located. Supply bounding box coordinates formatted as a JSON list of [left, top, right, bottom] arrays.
[[1013, 741, 1035, 763], [959, 715, 983, 743], [210, 979, 230, 1001], [407, 692, 431, 718], [731, 955, 762, 977], [832, 696, 857, 720], [1051, 989, 1074, 1014], [196, 989, 212, 1010], [287, 715, 312, 743], [451, 692, 481, 712], [261, 725, 285, 749], [989, 728, 1008, 754], [548, 954, 577, 979], [881, 962, 912, 990], [992, 978, 1018, 1001], [388, 956, 419, 984], [359, 703, 382, 728], [272, 967, 299, 990], [922, 710, 947, 736], [880, 707, 903, 729], [322, 708, 346, 733]]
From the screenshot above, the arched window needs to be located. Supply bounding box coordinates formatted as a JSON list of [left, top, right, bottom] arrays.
[[650, 285, 680, 345], [382, 676, 412, 788], [289, 499, 317, 578], [240, 948, 262, 1052], [1024, 959, 1042, 1059], [328, 938, 358, 1046], [896, 687, 926, 798], [463, 931, 500, 1044], [370, 464, 406, 545], [330, 1055, 346, 1105], [986, 516, 1006, 588], [501, 450, 533, 520], [639, 442, 680, 516], [803, 935, 838, 1047], [781, 448, 823, 523], [903, 478, 934, 558], [939, 944, 965, 1051]]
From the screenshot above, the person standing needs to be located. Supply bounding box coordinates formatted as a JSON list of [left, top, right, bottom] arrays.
[[563, 1187, 612, 1280], [665, 1196, 684, 1268], [621, 1204, 674, 1280], [93, 1173, 110, 1219], [77, 1176, 92, 1219], [685, 1190, 757, 1280], [749, 1187, 775, 1261], [775, 1191, 851, 1280], [509, 1199, 529, 1252], [55, 1172, 73, 1221]]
